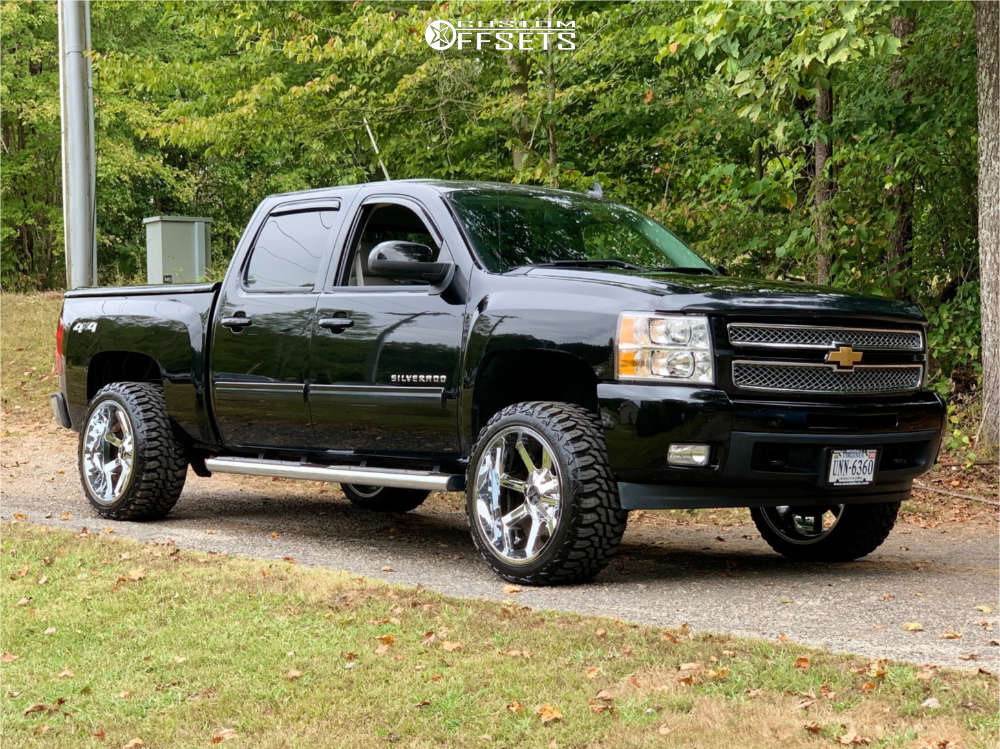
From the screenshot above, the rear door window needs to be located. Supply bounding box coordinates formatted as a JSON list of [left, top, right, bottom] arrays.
[[245, 210, 339, 290]]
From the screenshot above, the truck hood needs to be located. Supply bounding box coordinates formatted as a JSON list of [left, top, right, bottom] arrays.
[[519, 267, 926, 323]]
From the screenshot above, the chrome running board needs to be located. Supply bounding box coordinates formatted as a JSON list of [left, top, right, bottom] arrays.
[[203, 457, 465, 492]]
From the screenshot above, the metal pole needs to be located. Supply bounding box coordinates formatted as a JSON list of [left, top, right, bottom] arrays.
[[58, 0, 96, 289]]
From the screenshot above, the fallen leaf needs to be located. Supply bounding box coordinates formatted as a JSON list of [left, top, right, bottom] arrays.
[[796, 697, 816, 710], [973, 605, 993, 614], [658, 723, 672, 735], [940, 632, 962, 640], [421, 631, 436, 645], [2, 653, 18, 663], [590, 702, 612, 715], [44, 626, 56, 636], [794, 656, 810, 671], [505, 648, 532, 658], [860, 681, 876, 692], [23, 703, 52, 715], [506, 701, 526, 714], [34, 724, 51, 735], [502, 584, 523, 594], [595, 628, 607, 639], [38, 576, 49, 585], [804, 722, 821, 734], [118, 691, 132, 699], [678, 662, 702, 671], [381, 566, 394, 573], [92, 728, 106, 739], [413, 699, 430, 709], [124, 740, 145, 748], [662, 631, 678, 644], [376, 634, 395, 646], [535, 702, 562, 724], [921, 697, 941, 709], [595, 689, 614, 702], [442, 641, 462, 652], [746, 688, 763, 698], [285, 669, 302, 680], [903, 622, 925, 632], [916, 669, 935, 680], [16, 597, 29, 606], [56, 668, 74, 679], [375, 644, 390, 655], [585, 667, 600, 679], [212, 728, 238, 743], [13, 512, 27, 521], [837, 727, 871, 746], [60, 512, 72, 521]]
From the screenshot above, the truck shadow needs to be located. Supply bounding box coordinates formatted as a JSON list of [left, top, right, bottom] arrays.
[[168, 484, 931, 584]]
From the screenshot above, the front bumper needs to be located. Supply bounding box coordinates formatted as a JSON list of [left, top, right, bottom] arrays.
[[598, 383, 944, 510]]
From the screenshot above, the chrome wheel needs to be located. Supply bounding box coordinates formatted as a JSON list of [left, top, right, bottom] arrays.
[[473, 426, 562, 565], [758, 505, 845, 545], [344, 484, 382, 498], [82, 401, 135, 505]]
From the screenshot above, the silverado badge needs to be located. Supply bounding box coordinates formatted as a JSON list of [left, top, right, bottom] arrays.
[[825, 345, 863, 370]]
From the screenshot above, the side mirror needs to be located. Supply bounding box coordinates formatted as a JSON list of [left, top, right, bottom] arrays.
[[368, 241, 452, 284]]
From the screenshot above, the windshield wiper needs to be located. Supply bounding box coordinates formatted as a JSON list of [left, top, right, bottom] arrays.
[[520, 259, 647, 271]]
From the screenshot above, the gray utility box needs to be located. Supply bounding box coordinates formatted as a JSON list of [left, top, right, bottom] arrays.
[[144, 216, 212, 284]]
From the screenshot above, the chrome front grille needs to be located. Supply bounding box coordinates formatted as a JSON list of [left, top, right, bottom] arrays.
[[728, 323, 923, 351], [732, 361, 923, 395]]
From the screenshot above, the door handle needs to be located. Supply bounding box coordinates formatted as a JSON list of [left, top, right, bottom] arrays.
[[221, 315, 252, 330], [319, 317, 354, 332]]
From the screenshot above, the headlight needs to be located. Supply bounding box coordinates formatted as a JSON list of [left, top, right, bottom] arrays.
[[616, 313, 714, 384]]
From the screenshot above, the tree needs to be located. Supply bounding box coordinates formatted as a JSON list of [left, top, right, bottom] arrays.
[[975, 0, 998, 452]]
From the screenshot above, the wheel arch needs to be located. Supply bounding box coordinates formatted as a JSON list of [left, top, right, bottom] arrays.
[[469, 348, 599, 439]]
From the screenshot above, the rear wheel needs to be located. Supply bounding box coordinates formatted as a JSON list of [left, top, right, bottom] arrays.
[[341, 484, 428, 513], [466, 401, 627, 585], [751, 502, 900, 562], [78, 382, 187, 520]]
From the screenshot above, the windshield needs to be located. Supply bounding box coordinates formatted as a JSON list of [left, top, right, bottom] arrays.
[[448, 188, 713, 274]]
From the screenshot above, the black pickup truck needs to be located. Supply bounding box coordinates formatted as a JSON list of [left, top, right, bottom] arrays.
[[52, 180, 944, 584]]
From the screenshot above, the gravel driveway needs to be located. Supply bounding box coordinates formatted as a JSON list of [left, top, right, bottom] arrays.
[[3, 423, 997, 670]]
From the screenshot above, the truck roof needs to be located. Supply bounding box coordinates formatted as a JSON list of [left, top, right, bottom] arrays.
[[263, 179, 602, 203]]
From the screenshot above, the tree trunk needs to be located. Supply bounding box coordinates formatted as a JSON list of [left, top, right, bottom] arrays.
[[887, 11, 916, 300], [506, 55, 532, 170], [975, 0, 999, 452], [813, 82, 833, 284]]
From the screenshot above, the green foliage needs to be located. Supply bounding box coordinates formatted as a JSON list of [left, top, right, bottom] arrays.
[[0, 1, 982, 400]]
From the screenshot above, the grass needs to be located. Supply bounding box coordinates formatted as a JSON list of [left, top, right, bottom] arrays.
[[2, 523, 997, 748], [1, 292, 64, 417]]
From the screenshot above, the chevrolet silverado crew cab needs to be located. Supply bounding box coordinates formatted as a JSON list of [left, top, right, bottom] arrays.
[[52, 180, 944, 584]]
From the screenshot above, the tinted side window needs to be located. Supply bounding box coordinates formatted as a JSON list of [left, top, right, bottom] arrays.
[[245, 210, 337, 290]]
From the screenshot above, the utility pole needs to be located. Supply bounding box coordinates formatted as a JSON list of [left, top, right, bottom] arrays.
[[58, 0, 97, 289]]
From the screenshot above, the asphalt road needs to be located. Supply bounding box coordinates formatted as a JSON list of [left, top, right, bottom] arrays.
[[3, 425, 998, 670]]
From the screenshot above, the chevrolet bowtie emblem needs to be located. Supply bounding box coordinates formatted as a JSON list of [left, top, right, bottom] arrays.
[[826, 345, 863, 370]]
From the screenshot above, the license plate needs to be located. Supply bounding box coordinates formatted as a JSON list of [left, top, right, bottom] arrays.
[[827, 449, 878, 486]]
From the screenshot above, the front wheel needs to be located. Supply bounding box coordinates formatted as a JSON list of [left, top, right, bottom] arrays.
[[466, 401, 627, 585], [341, 484, 429, 513], [750, 502, 900, 562]]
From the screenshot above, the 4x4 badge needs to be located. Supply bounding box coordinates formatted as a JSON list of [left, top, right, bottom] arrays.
[[825, 345, 863, 370]]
